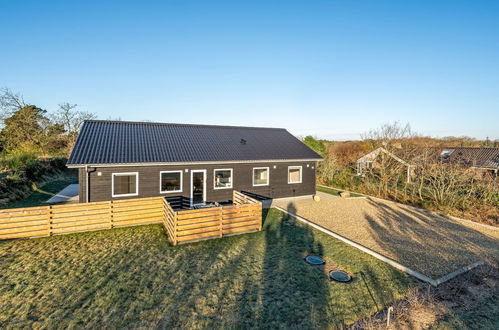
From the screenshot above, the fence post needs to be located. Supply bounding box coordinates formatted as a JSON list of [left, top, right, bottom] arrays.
[[47, 205, 53, 236], [173, 212, 178, 246], [258, 202, 263, 231], [219, 206, 223, 238], [109, 200, 114, 229]]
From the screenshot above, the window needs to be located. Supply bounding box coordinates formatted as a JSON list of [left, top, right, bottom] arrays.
[[160, 171, 182, 193], [253, 167, 269, 186], [214, 169, 233, 189], [441, 149, 455, 159], [112, 172, 138, 197], [288, 166, 302, 184]]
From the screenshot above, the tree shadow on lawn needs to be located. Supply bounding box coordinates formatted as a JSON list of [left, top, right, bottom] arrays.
[[362, 198, 499, 279]]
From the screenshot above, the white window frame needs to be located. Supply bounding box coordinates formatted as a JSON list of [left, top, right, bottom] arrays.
[[252, 167, 270, 187], [159, 170, 183, 194], [288, 166, 302, 184], [112, 172, 139, 197], [213, 168, 233, 190]]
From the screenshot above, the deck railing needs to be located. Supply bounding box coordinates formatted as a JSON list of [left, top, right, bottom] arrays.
[[0, 191, 263, 244], [164, 191, 262, 245]]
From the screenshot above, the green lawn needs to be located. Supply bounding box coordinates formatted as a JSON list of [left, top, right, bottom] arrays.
[[317, 185, 363, 198], [2, 171, 78, 209], [435, 294, 499, 330], [0, 208, 414, 328]]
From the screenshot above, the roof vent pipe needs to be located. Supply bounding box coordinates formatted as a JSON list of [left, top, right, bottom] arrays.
[[240, 138, 246, 145]]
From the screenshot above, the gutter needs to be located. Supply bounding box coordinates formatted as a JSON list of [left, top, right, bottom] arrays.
[[67, 158, 324, 168]]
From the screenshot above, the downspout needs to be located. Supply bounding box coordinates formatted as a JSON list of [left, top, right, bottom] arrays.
[[85, 166, 97, 203], [86, 165, 89, 203]]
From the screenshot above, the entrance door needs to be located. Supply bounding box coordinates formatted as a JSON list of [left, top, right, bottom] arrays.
[[191, 170, 206, 206]]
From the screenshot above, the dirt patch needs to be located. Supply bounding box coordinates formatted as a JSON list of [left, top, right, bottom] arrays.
[[350, 265, 498, 329], [274, 197, 499, 278]]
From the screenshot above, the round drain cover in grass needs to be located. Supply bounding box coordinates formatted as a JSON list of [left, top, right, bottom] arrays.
[[329, 270, 351, 282], [305, 255, 325, 265]]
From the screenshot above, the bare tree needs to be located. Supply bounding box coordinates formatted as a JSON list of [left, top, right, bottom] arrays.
[[361, 121, 414, 150], [0, 88, 27, 119], [52, 102, 97, 155]]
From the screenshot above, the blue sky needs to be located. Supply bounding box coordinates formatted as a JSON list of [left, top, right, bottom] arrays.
[[1, 1, 498, 140]]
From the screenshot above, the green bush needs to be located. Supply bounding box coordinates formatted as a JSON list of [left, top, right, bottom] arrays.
[[0, 151, 37, 177]]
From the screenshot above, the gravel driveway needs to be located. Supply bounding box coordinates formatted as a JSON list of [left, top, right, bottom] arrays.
[[273, 197, 499, 278]]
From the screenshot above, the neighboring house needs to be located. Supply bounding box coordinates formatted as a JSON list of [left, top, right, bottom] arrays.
[[357, 146, 499, 180], [356, 147, 413, 182], [424, 147, 499, 178], [67, 120, 323, 205]]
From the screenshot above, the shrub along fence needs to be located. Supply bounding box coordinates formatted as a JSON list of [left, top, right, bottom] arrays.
[[0, 192, 262, 244]]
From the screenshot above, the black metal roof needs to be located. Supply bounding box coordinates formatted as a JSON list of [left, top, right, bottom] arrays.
[[67, 120, 322, 166], [426, 147, 499, 169]]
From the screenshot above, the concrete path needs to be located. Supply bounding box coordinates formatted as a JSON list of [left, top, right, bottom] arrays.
[[46, 184, 79, 204]]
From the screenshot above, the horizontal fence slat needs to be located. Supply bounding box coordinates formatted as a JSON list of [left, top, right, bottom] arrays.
[[51, 201, 109, 211], [176, 220, 221, 231], [0, 229, 49, 239], [176, 210, 222, 220], [51, 218, 109, 229], [222, 225, 260, 235], [222, 216, 260, 225], [176, 226, 220, 236], [223, 219, 260, 230], [176, 215, 221, 226], [0, 219, 49, 230], [112, 209, 163, 218], [52, 223, 110, 235], [0, 214, 47, 223], [112, 213, 163, 223], [51, 209, 109, 219], [176, 231, 220, 242], [112, 219, 162, 228], [0, 223, 48, 235]]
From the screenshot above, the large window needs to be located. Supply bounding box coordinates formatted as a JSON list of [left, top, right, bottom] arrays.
[[253, 167, 269, 186], [214, 169, 233, 189], [160, 171, 182, 193], [112, 172, 139, 197], [288, 166, 302, 184]]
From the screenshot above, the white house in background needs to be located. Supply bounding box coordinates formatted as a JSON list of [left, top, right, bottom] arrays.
[[356, 147, 412, 183]]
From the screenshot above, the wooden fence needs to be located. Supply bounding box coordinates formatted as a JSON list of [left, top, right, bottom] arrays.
[[164, 191, 262, 245], [0, 191, 262, 245], [0, 197, 165, 240]]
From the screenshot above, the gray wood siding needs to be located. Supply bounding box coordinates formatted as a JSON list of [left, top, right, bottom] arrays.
[[79, 161, 317, 203]]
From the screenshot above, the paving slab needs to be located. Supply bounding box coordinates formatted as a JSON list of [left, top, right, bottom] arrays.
[[46, 184, 79, 204]]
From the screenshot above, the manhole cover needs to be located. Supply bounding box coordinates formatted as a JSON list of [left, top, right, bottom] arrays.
[[329, 270, 352, 282], [305, 255, 325, 265]]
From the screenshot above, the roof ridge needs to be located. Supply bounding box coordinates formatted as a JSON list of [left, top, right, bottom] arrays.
[[84, 119, 287, 131], [427, 146, 499, 150]]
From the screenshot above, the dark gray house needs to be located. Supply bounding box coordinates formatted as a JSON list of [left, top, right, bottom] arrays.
[[67, 120, 322, 205]]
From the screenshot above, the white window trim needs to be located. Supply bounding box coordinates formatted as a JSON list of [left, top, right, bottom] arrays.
[[190, 169, 207, 207], [252, 167, 270, 187], [213, 168, 233, 190], [288, 166, 302, 184], [112, 172, 139, 197], [159, 170, 183, 194]]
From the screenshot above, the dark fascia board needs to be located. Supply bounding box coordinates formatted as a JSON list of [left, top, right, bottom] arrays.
[[66, 158, 324, 168]]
